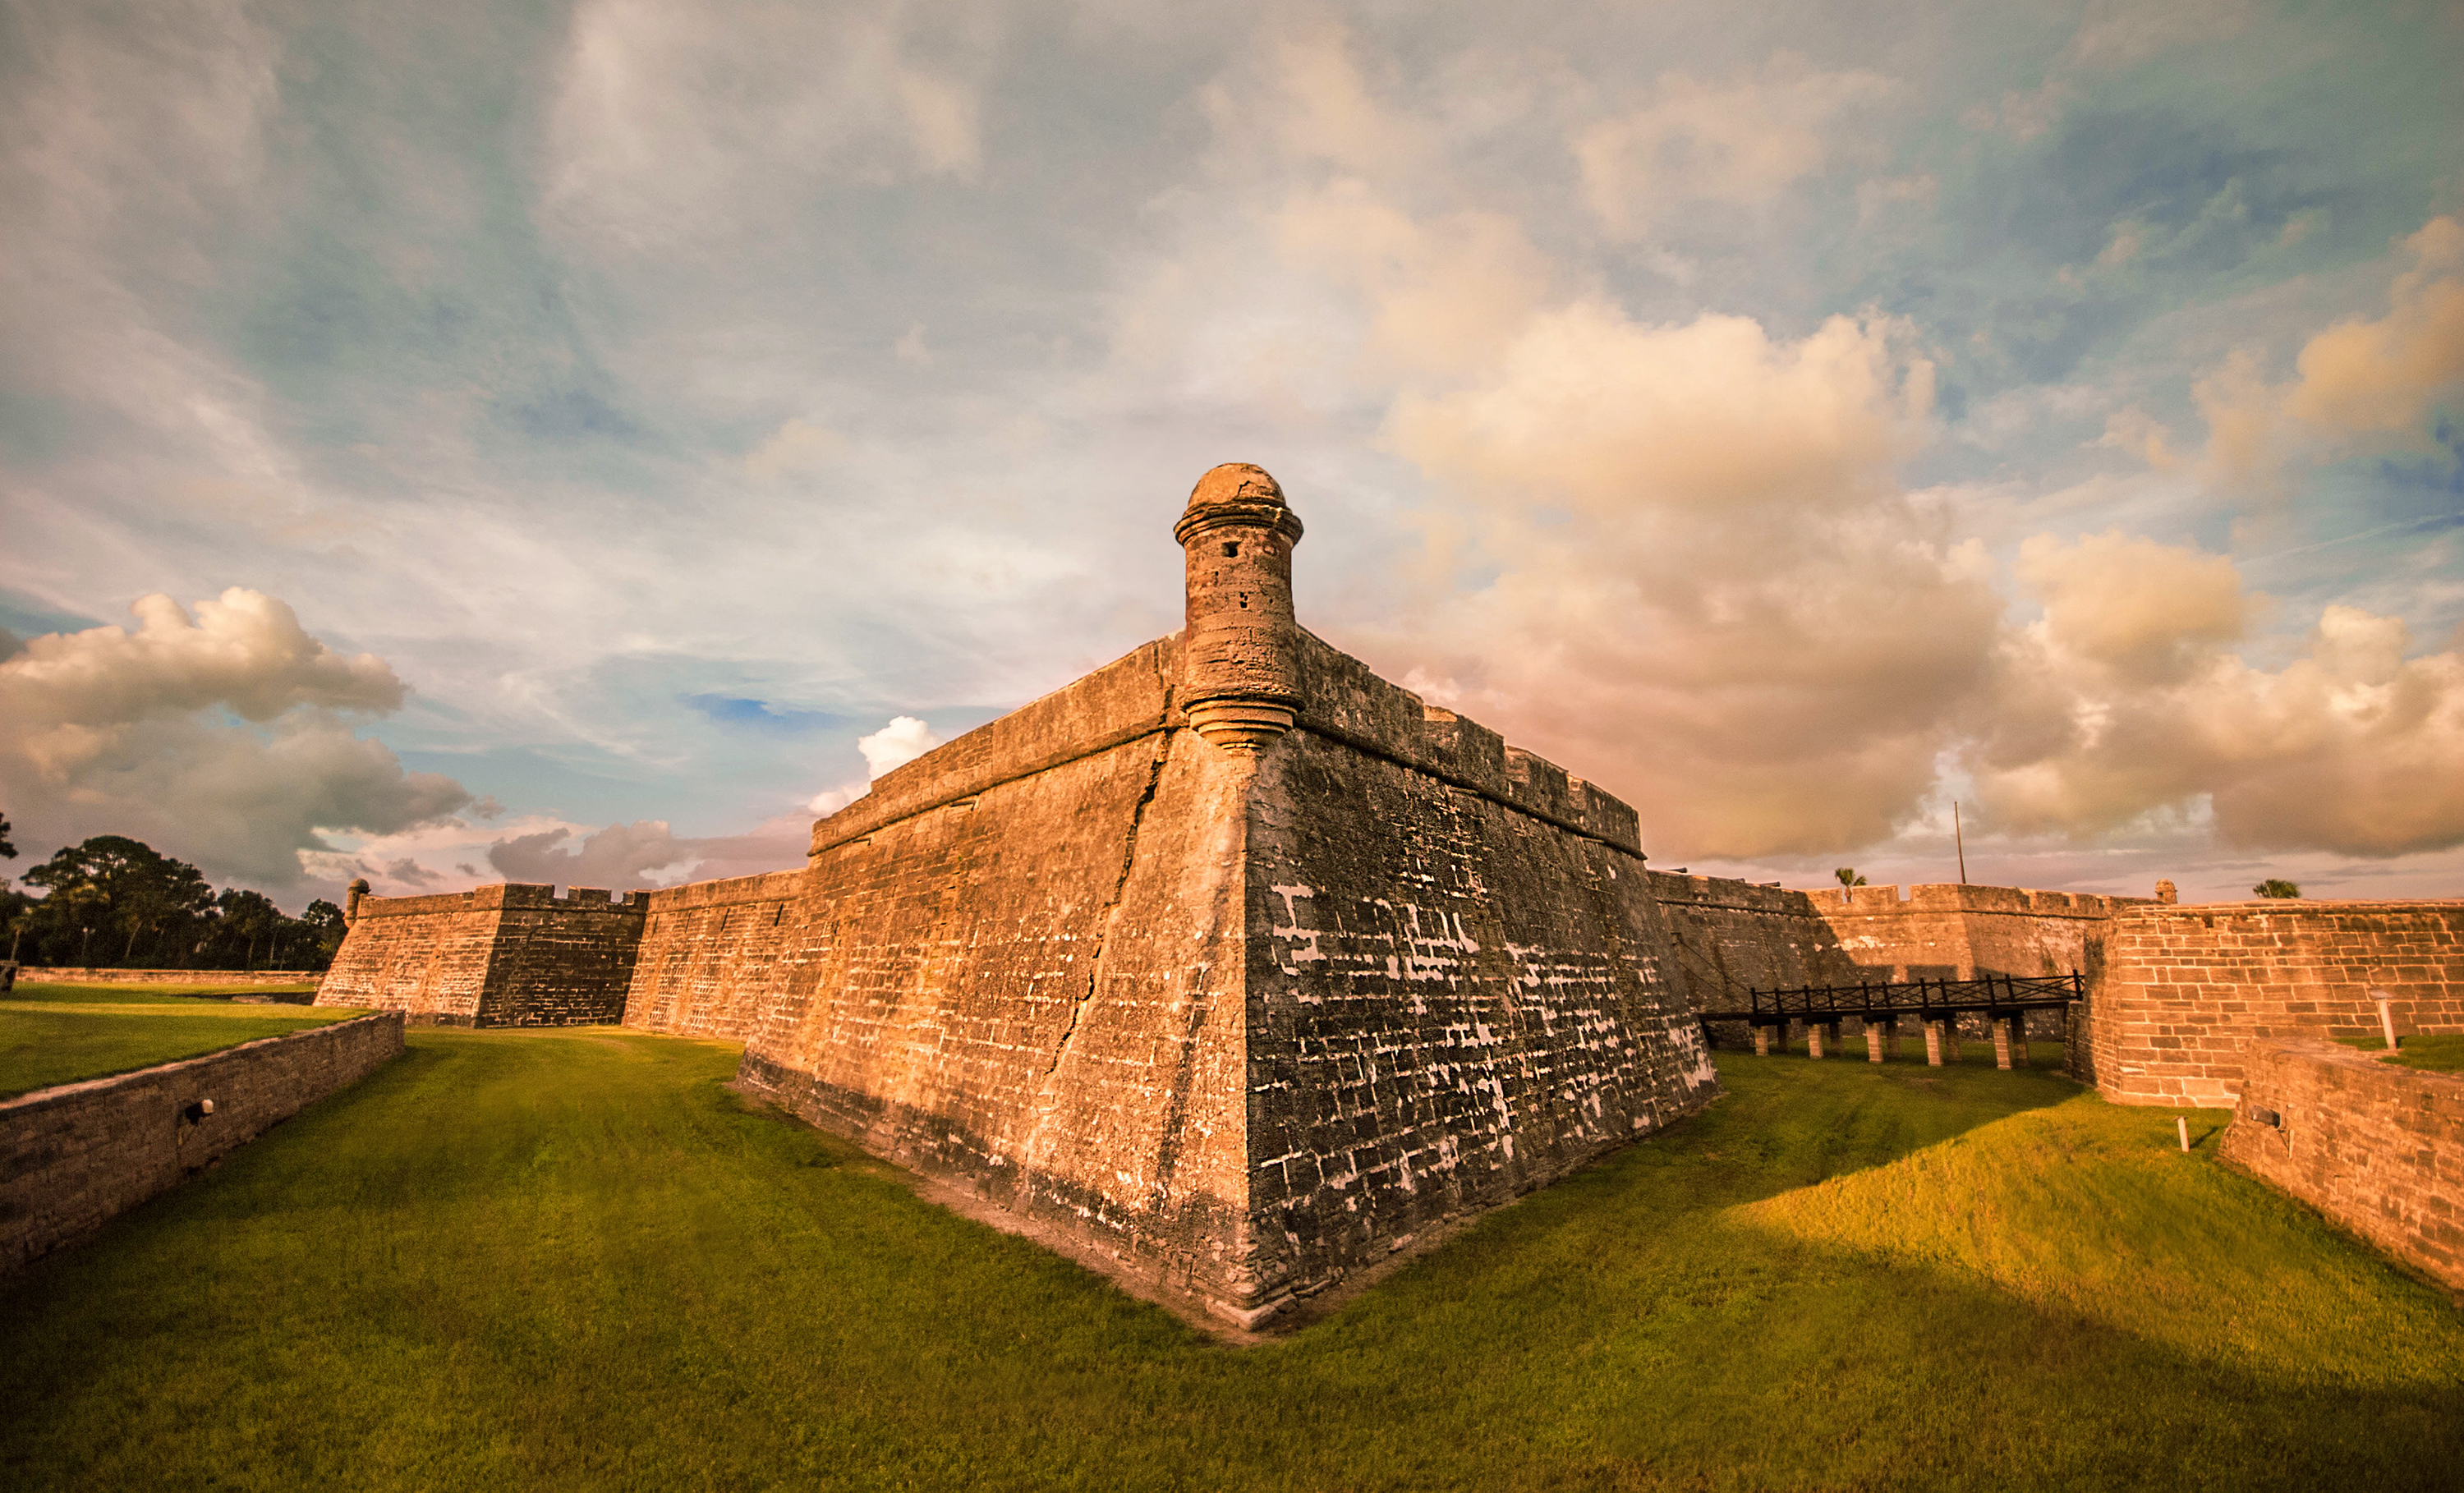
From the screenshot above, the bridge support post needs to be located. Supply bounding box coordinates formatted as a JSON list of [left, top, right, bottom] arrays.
[[2011, 1010, 2030, 1068], [1807, 1021, 1827, 1059], [1864, 1020, 1885, 1063], [1993, 1011, 2015, 1070], [1924, 1016, 1949, 1066], [1884, 1017, 1901, 1059], [1753, 1022, 1775, 1057]]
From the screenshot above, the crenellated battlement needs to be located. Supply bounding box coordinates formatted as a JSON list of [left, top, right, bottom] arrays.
[[347, 882, 650, 919], [318, 881, 650, 1026], [807, 627, 1647, 861], [1800, 883, 2140, 920]]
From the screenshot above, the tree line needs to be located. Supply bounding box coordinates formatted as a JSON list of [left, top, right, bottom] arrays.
[[1, 815, 347, 971]]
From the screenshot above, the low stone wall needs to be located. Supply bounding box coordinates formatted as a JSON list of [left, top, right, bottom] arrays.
[[2220, 1039, 2464, 1292], [2091, 900, 2464, 1105], [0, 1011, 405, 1271], [16, 968, 326, 986]]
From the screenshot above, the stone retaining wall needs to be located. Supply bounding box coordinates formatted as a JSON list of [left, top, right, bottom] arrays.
[[2220, 1038, 2464, 1291], [0, 1011, 405, 1270], [2091, 901, 2464, 1105], [16, 968, 325, 986]]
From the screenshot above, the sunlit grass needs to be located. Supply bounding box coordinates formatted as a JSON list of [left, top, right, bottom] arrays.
[[2334, 1032, 2464, 1073], [2386, 1035, 2464, 1073], [2, 1033, 2455, 1491]]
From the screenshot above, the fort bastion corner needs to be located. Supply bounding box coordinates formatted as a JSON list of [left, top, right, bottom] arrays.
[[317, 460, 2464, 1329]]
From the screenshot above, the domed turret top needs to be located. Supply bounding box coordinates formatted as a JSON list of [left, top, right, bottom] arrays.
[[1175, 462, 1303, 545]]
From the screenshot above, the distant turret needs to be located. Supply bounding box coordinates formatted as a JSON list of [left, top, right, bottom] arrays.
[[1174, 462, 1305, 751], [2155, 878, 2178, 905], [345, 877, 371, 925]]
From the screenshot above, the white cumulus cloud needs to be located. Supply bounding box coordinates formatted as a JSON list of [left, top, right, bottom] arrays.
[[857, 715, 942, 779], [0, 590, 475, 885]]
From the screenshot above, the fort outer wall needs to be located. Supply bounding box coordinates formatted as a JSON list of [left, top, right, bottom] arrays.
[[2088, 900, 2464, 1105], [315, 884, 646, 1027], [2, 1011, 404, 1271], [623, 871, 807, 1039], [2221, 1040, 2464, 1291], [715, 462, 1722, 1327], [713, 627, 1717, 1326], [1243, 631, 1715, 1306], [1649, 875, 2133, 1062]]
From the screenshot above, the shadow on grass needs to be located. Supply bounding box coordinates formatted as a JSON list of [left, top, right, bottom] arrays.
[[3, 1033, 2457, 1492]]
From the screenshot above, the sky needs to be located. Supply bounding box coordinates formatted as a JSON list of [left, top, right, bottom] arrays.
[[2, 0, 2461, 911]]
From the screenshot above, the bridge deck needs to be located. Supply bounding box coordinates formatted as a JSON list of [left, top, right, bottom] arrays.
[[1698, 972, 2082, 1024]]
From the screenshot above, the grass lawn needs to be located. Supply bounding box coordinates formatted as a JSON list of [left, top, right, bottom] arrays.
[[2334, 1032, 2464, 1074], [2, 1034, 2456, 1491], [2, 984, 356, 1099], [2387, 1035, 2464, 1073]]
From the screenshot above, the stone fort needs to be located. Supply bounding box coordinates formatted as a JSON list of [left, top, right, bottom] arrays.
[[321, 463, 2464, 1325]]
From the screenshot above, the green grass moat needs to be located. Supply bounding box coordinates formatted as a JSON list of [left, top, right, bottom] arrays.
[[2, 1030, 2457, 1491]]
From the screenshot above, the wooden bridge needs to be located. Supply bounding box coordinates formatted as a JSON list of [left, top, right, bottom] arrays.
[[1698, 972, 2083, 1069]]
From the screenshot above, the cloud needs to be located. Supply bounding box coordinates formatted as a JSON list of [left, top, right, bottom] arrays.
[[0, 590, 473, 884], [2282, 217, 2464, 436], [1378, 303, 1996, 858], [487, 819, 692, 887], [1273, 180, 1551, 380], [1968, 537, 2464, 856], [744, 416, 846, 481], [857, 715, 942, 779], [382, 857, 441, 887], [1574, 56, 1895, 236], [1968, 0, 2255, 140], [545, 0, 990, 250], [2184, 215, 2464, 495], [0, 588, 402, 723], [483, 814, 807, 889]]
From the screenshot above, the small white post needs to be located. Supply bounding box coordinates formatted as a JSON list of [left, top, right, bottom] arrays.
[[2372, 989, 2398, 1051], [2177, 1115, 2190, 1153]]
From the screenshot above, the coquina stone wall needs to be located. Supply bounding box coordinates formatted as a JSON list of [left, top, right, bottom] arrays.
[[1642, 876, 1851, 1024], [2221, 1039, 2464, 1290], [733, 636, 1267, 1320], [624, 871, 808, 1039], [318, 884, 646, 1026], [0, 1011, 404, 1270], [2089, 901, 2464, 1105], [1650, 876, 2131, 1058], [1245, 633, 1715, 1306]]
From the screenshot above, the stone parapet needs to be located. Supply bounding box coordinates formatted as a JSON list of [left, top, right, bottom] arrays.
[[2221, 1038, 2464, 1290], [809, 640, 1178, 858], [1, 1011, 404, 1271]]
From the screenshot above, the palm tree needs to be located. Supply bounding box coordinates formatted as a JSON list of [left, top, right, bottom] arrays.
[[2253, 878, 2301, 899], [1835, 867, 1867, 889]]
